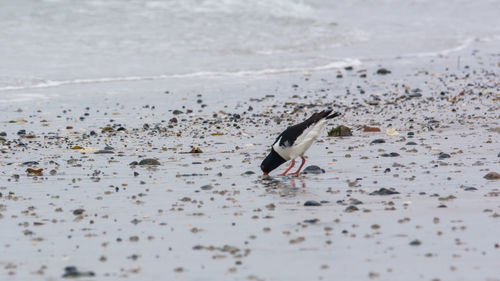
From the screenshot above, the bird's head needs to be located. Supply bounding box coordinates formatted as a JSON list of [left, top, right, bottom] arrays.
[[260, 149, 286, 175]]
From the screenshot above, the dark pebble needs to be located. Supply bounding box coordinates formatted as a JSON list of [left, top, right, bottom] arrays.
[[22, 161, 39, 166], [133, 172, 139, 177], [17, 129, 26, 135], [369, 188, 400, 195], [438, 153, 451, 160], [302, 165, 325, 174], [464, 187, 477, 191], [381, 152, 399, 157], [62, 266, 95, 278], [73, 209, 85, 215], [344, 205, 359, 213], [0, 132, 6, 136], [406, 141, 417, 145], [129, 161, 139, 166], [409, 239, 421, 246], [304, 200, 321, 206], [172, 110, 183, 115], [94, 150, 114, 154], [370, 139, 385, 144], [244, 171, 255, 175], [376, 68, 391, 75], [138, 158, 161, 165], [201, 185, 213, 191], [437, 204, 447, 208]]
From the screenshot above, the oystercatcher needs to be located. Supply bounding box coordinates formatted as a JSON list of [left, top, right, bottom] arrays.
[[261, 110, 341, 176]]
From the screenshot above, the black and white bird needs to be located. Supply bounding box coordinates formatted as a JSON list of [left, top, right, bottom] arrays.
[[261, 110, 341, 176]]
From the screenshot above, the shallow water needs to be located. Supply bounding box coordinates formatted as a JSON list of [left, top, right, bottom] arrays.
[[1, 0, 499, 91]]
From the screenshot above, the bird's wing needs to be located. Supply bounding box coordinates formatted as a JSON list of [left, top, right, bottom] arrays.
[[277, 110, 336, 148]]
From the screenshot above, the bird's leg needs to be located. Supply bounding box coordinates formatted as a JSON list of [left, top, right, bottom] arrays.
[[289, 156, 306, 176], [277, 160, 295, 176]]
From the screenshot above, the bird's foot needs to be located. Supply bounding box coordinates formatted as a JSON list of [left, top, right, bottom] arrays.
[[288, 172, 301, 177], [277, 173, 288, 177]]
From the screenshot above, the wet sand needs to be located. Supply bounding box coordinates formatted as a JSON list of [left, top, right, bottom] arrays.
[[0, 42, 499, 281]]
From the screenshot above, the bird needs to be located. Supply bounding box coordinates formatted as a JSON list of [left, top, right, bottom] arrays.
[[260, 109, 341, 176]]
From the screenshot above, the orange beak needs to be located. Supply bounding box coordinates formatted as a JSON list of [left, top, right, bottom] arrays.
[[263, 172, 268, 175]]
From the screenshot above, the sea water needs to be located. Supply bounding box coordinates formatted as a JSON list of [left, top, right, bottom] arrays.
[[0, 0, 499, 92]]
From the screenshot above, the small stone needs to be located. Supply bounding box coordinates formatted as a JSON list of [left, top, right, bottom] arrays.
[[381, 152, 399, 157], [189, 147, 203, 153], [363, 127, 381, 132], [101, 126, 114, 133], [172, 110, 183, 115], [328, 125, 352, 137], [369, 188, 399, 195], [302, 165, 325, 174], [484, 172, 500, 180], [406, 141, 417, 145], [344, 205, 359, 213], [138, 158, 161, 166], [73, 209, 85, 215], [304, 200, 321, 206], [438, 153, 451, 160], [62, 266, 95, 278], [409, 239, 421, 246], [370, 139, 385, 144], [243, 171, 255, 175], [464, 187, 477, 191], [376, 68, 391, 75], [200, 185, 213, 191], [94, 150, 114, 154]]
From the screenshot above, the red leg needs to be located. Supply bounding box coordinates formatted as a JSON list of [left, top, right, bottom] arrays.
[[289, 157, 306, 176], [278, 160, 295, 176]]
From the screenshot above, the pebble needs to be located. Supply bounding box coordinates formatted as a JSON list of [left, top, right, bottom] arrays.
[[138, 158, 161, 166], [381, 152, 399, 157], [344, 205, 359, 213], [376, 68, 391, 75], [62, 266, 95, 278], [73, 209, 85, 215], [438, 153, 451, 160], [94, 150, 114, 154], [464, 187, 477, 191], [363, 126, 381, 132], [406, 141, 417, 145], [328, 125, 352, 137], [302, 165, 325, 174], [304, 200, 321, 206], [409, 239, 422, 246], [369, 188, 400, 195], [200, 185, 213, 191], [370, 139, 385, 144], [243, 171, 255, 175], [484, 172, 500, 180]]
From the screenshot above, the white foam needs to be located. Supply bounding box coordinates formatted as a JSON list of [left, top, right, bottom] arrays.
[[0, 58, 362, 92]]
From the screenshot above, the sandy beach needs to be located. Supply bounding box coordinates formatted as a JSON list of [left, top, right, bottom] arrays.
[[0, 37, 499, 281]]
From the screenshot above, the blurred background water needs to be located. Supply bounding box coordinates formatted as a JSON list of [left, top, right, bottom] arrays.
[[0, 0, 499, 90]]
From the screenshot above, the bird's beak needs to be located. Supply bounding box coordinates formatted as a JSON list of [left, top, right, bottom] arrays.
[[263, 172, 268, 175]]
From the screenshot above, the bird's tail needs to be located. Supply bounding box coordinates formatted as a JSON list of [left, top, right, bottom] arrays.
[[326, 111, 341, 119]]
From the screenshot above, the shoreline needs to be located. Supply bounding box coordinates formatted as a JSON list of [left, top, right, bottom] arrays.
[[0, 40, 499, 280]]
